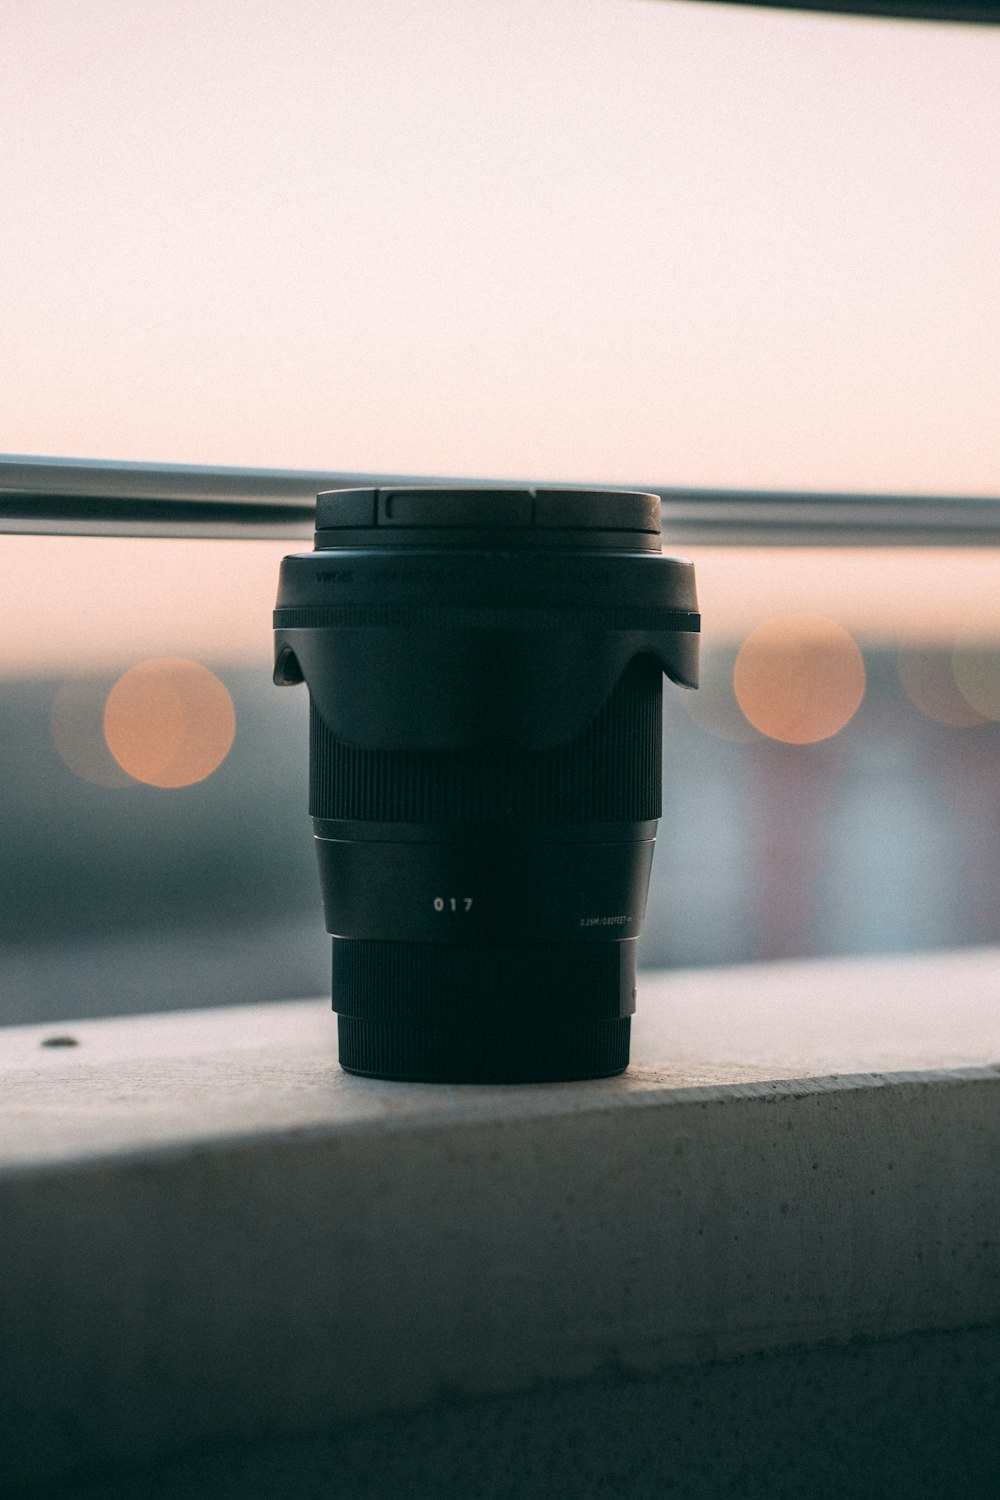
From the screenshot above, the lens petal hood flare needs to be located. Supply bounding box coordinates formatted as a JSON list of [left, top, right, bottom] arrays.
[[274, 486, 699, 1083]]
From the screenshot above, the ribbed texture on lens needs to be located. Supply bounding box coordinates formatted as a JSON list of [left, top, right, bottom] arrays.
[[337, 1015, 631, 1083], [332, 939, 635, 1024], [310, 657, 661, 823]]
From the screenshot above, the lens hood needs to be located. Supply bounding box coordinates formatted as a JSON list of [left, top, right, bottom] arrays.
[[274, 487, 699, 751]]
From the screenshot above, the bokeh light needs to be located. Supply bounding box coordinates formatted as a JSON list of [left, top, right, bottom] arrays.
[[50, 677, 135, 788], [897, 646, 987, 728], [733, 614, 866, 745], [103, 658, 236, 788], [952, 641, 1000, 723]]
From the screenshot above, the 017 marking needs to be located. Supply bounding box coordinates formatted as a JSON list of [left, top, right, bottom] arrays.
[[433, 896, 474, 913]]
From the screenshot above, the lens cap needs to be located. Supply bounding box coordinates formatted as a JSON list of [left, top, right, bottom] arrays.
[[314, 486, 663, 551]]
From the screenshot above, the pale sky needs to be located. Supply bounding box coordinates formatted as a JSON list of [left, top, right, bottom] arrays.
[[3, 0, 1000, 494]]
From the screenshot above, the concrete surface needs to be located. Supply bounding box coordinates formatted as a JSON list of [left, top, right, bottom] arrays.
[[3, 948, 1000, 1496], [40, 1325, 1000, 1500]]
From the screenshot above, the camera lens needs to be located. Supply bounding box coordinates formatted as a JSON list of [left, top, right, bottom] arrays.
[[274, 487, 699, 1083]]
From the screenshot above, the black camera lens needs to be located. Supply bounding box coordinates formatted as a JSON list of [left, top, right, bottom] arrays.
[[273, 487, 699, 1083]]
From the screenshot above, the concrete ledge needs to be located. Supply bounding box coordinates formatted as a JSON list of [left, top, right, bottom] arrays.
[[36, 1325, 1000, 1500], [3, 949, 1000, 1493]]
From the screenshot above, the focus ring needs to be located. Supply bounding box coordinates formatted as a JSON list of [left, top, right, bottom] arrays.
[[310, 656, 662, 823]]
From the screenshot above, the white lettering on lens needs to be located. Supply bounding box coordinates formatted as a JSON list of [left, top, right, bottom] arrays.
[[433, 896, 474, 912]]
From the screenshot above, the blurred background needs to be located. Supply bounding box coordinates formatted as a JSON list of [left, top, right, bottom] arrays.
[[1, 536, 998, 1024], [1, 0, 998, 1023]]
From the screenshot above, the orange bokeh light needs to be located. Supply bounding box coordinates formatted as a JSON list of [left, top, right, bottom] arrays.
[[103, 658, 236, 788], [733, 614, 866, 745]]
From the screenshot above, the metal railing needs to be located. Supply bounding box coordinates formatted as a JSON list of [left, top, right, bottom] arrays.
[[2, 454, 999, 546]]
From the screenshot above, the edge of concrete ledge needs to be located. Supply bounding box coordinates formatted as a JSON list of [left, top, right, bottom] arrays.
[[4, 1055, 1000, 1491]]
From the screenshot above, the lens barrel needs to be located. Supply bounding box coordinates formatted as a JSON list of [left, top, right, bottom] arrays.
[[274, 487, 698, 1083]]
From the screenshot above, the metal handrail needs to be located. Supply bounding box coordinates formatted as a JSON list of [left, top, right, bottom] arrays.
[[1, 454, 999, 545]]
